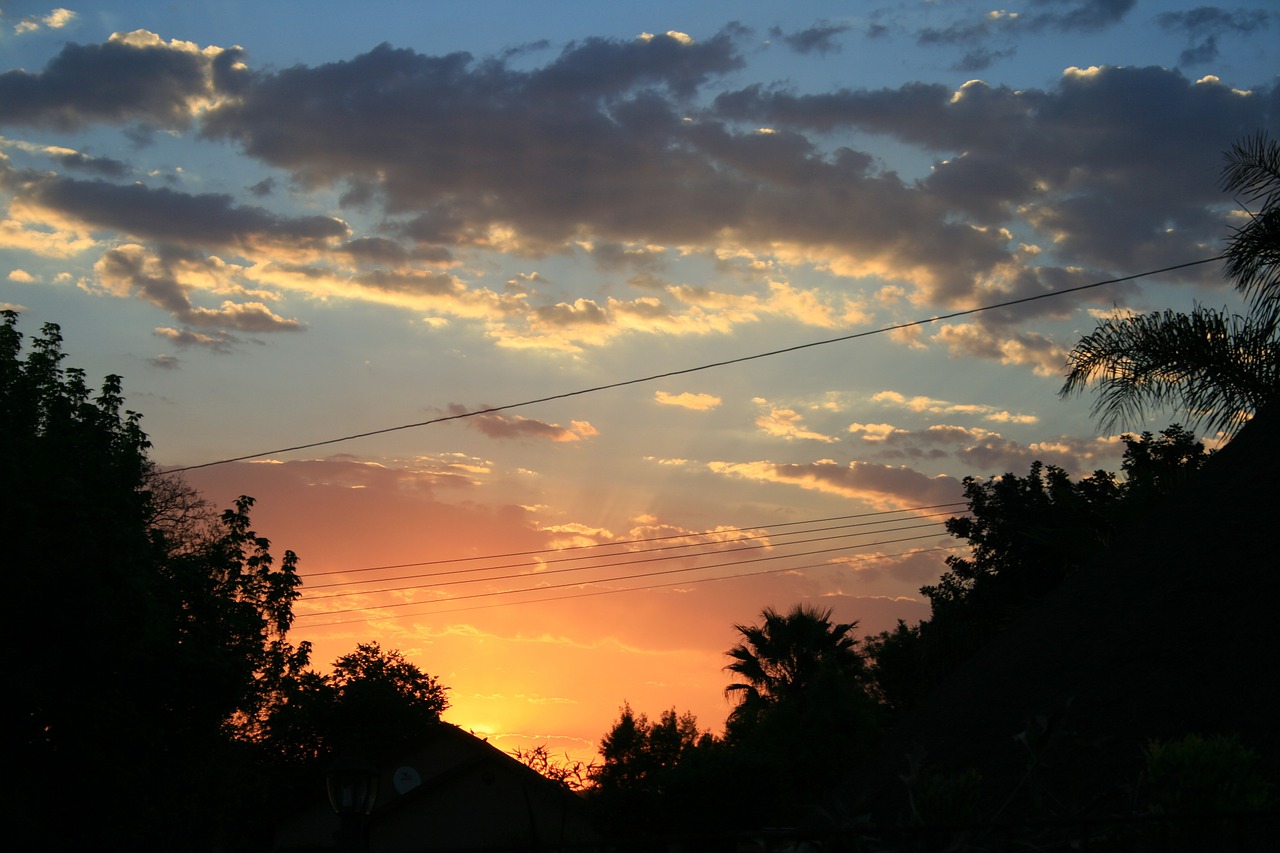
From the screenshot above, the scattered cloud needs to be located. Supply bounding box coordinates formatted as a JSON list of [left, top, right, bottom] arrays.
[[708, 458, 963, 510], [449, 405, 599, 443], [771, 22, 851, 55], [753, 400, 839, 443], [13, 8, 77, 36], [655, 391, 722, 411], [90, 244, 305, 340], [1156, 6, 1272, 66], [870, 390, 1039, 424]]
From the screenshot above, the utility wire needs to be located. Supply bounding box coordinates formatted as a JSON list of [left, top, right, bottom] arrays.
[[304, 508, 964, 589], [294, 531, 948, 619], [168, 256, 1223, 472], [303, 518, 950, 598], [297, 545, 963, 626], [303, 502, 968, 578]]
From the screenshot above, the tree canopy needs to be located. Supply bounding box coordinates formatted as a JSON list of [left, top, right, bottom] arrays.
[[3, 312, 310, 849]]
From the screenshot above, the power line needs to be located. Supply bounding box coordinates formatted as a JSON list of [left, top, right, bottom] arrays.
[[296, 545, 963, 626], [303, 503, 968, 585], [168, 256, 1223, 472], [303, 517, 951, 599], [293, 530, 950, 619]]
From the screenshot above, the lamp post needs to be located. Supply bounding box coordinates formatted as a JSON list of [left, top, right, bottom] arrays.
[[327, 748, 377, 853]]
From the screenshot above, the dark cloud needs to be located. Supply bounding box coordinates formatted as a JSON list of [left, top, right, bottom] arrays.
[[1156, 6, 1272, 66], [52, 151, 129, 177], [771, 22, 850, 55], [714, 67, 1275, 299], [1024, 0, 1136, 33], [447, 404, 596, 442], [248, 177, 276, 197], [0, 32, 243, 130], [953, 47, 1016, 73], [918, 1, 1135, 65], [352, 268, 465, 297], [200, 35, 749, 250], [153, 327, 237, 353], [13, 172, 349, 249], [340, 237, 459, 269], [12, 28, 1275, 326]]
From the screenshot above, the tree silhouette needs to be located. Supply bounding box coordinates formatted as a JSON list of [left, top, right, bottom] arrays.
[[900, 427, 1212, 710], [724, 603, 866, 733], [262, 641, 449, 769], [3, 312, 309, 849], [1061, 133, 1280, 437]]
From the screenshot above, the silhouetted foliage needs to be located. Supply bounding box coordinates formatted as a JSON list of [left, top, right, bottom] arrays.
[[863, 619, 927, 722], [589, 704, 717, 842], [724, 603, 868, 736], [3, 312, 309, 850], [262, 641, 448, 772], [511, 744, 597, 793], [873, 426, 1212, 713], [1062, 132, 1280, 437]]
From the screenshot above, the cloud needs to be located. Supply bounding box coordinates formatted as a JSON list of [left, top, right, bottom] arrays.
[[708, 458, 962, 509], [7, 268, 35, 282], [0, 30, 245, 130], [712, 65, 1263, 294], [91, 244, 304, 339], [0, 136, 129, 176], [3, 29, 1269, 345], [754, 403, 839, 443], [13, 8, 77, 35], [933, 323, 1067, 376], [654, 391, 722, 411], [870, 390, 1039, 424], [449, 405, 599, 443], [849, 419, 1120, 479], [1156, 7, 1272, 66], [9, 171, 349, 251], [771, 22, 850, 55], [154, 326, 236, 353], [918, 0, 1135, 48]]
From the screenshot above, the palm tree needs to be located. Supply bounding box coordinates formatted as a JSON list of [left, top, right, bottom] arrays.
[[724, 604, 865, 729], [1060, 133, 1280, 438], [1222, 131, 1280, 326]]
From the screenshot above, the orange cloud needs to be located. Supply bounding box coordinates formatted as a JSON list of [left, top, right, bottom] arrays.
[[654, 390, 722, 411]]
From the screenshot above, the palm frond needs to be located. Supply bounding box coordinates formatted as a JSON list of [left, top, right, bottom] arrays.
[[1222, 132, 1280, 316], [1060, 305, 1280, 438]]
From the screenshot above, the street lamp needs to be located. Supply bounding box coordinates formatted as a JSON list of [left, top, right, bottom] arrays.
[[327, 748, 377, 852]]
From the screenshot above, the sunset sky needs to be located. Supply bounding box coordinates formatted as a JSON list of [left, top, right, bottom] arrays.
[[2, 1, 1276, 766]]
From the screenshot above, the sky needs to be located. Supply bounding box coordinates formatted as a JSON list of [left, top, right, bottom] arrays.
[[2, 0, 1277, 767]]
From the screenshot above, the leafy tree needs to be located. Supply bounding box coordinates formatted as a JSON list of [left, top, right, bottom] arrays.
[[911, 427, 1211, 699], [589, 704, 714, 842], [593, 703, 708, 795], [863, 619, 927, 722], [262, 641, 449, 768], [3, 312, 309, 849], [1061, 133, 1280, 437]]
